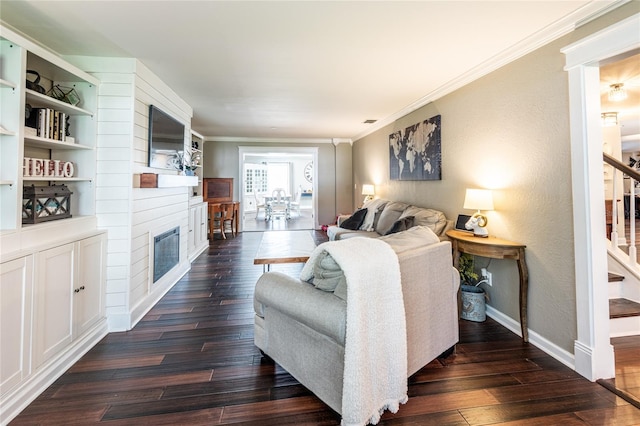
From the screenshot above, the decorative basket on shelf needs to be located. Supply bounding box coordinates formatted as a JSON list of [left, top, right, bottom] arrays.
[[22, 184, 73, 224]]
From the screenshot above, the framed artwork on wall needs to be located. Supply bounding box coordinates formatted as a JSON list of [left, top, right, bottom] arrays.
[[389, 114, 441, 181]]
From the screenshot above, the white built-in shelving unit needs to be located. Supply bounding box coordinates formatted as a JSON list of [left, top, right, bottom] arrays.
[[191, 130, 204, 197], [0, 25, 107, 425], [0, 28, 99, 235]]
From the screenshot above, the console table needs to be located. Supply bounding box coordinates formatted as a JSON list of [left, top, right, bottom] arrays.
[[446, 230, 529, 342]]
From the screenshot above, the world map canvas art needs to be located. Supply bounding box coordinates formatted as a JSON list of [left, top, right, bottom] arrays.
[[389, 114, 441, 181]]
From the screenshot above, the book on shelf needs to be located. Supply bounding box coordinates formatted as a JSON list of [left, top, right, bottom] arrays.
[[31, 108, 69, 142]]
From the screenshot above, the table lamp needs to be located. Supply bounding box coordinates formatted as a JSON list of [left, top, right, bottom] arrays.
[[463, 188, 494, 237], [362, 184, 375, 204]]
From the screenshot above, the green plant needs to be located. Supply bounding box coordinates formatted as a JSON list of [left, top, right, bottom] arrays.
[[174, 149, 201, 172], [458, 253, 479, 285]]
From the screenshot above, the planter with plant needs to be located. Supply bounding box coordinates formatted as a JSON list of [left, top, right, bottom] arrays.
[[457, 253, 487, 322], [174, 149, 201, 176]]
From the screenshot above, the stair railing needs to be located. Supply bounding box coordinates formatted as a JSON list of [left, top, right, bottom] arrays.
[[603, 152, 640, 267]]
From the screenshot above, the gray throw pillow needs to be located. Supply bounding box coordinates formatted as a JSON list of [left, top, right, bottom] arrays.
[[384, 216, 415, 235], [313, 250, 346, 292], [340, 208, 367, 230]]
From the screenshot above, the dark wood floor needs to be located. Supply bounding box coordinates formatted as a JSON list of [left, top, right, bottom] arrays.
[[599, 335, 640, 411], [10, 231, 640, 425]]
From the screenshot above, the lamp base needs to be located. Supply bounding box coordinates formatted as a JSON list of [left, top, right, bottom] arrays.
[[473, 229, 489, 238], [465, 214, 489, 237]]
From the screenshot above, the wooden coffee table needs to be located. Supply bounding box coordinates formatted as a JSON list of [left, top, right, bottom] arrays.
[[253, 230, 317, 272]]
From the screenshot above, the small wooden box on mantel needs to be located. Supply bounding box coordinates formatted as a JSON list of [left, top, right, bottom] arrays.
[[140, 173, 158, 188]]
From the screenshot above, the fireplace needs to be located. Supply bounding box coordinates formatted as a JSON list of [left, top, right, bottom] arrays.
[[153, 226, 180, 283]]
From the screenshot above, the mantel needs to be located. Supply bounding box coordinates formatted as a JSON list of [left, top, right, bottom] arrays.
[[135, 173, 198, 188]]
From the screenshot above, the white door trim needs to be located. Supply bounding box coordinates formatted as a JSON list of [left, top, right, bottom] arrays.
[[238, 146, 319, 230], [562, 12, 640, 381]]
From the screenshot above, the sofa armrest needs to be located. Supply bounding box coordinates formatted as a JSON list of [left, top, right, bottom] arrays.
[[439, 219, 454, 240], [254, 272, 347, 344], [336, 214, 351, 226]]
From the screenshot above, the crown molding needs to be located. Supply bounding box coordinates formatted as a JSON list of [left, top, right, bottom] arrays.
[[351, 0, 625, 142], [204, 136, 352, 145]]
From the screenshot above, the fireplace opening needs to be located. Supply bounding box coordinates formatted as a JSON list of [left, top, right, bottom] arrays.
[[153, 226, 179, 283]]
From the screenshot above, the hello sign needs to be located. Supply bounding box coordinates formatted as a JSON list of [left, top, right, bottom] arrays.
[[23, 157, 75, 178]]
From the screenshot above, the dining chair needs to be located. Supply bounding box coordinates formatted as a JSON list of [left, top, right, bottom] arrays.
[[209, 202, 236, 239], [220, 202, 236, 238], [253, 188, 266, 220], [269, 188, 289, 219], [290, 187, 302, 217]]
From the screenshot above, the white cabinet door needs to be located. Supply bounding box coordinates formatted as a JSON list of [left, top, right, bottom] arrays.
[[198, 202, 208, 246], [74, 235, 105, 338], [188, 204, 197, 254], [0, 256, 33, 396], [188, 202, 209, 262], [34, 243, 74, 368]]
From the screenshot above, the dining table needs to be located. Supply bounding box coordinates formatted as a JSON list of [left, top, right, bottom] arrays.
[[263, 195, 291, 220]]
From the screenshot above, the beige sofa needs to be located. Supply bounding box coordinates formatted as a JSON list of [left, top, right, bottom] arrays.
[[253, 226, 460, 418], [327, 199, 453, 241]]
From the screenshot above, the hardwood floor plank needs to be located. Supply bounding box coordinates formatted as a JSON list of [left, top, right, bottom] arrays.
[[484, 412, 588, 425], [458, 391, 617, 425], [9, 231, 640, 425], [413, 358, 541, 382], [9, 405, 108, 425], [379, 389, 499, 418], [486, 378, 616, 403], [68, 355, 165, 373], [371, 410, 470, 426], [100, 408, 223, 425], [102, 389, 269, 421], [408, 374, 521, 397], [53, 370, 213, 397], [576, 404, 640, 425], [219, 396, 329, 423]]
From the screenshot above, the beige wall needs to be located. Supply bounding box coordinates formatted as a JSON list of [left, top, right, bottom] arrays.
[[352, 4, 638, 353], [202, 141, 352, 227], [335, 142, 353, 215]]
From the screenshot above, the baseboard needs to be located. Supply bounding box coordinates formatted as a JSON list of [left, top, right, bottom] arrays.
[[0, 319, 108, 425], [130, 262, 190, 329], [107, 311, 133, 332], [486, 306, 575, 370], [188, 240, 208, 262]]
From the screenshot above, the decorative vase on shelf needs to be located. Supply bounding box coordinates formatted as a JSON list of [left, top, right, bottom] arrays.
[[185, 169, 195, 176]]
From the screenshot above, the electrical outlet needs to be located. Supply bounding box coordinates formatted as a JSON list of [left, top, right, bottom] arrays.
[[481, 268, 492, 286]]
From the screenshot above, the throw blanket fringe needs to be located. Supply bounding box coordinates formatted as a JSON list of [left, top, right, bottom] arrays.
[[301, 238, 407, 426]]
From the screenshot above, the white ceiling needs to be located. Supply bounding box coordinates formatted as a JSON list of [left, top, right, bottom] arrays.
[[600, 53, 640, 149], [0, 0, 627, 141]]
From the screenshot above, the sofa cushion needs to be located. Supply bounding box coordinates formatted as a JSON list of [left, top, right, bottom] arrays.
[[312, 250, 347, 293], [379, 225, 440, 254], [375, 201, 409, 235], [360, 198, 388, 231], [384, 215, 414, 235], [339, 208, 367, 230], [400, 206, 448, 236], [330, 229, 380, 241]]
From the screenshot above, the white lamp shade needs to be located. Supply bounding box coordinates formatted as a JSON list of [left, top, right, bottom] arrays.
[[362, 184, 375, 196], [463, 188, 494, 211]]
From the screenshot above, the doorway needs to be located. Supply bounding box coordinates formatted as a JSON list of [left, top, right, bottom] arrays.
[[238, 146, 318, 232], [563, 14, 639, 381]]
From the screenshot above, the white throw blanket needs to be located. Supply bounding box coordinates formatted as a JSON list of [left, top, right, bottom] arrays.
[[300, 238, 408, 425]]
